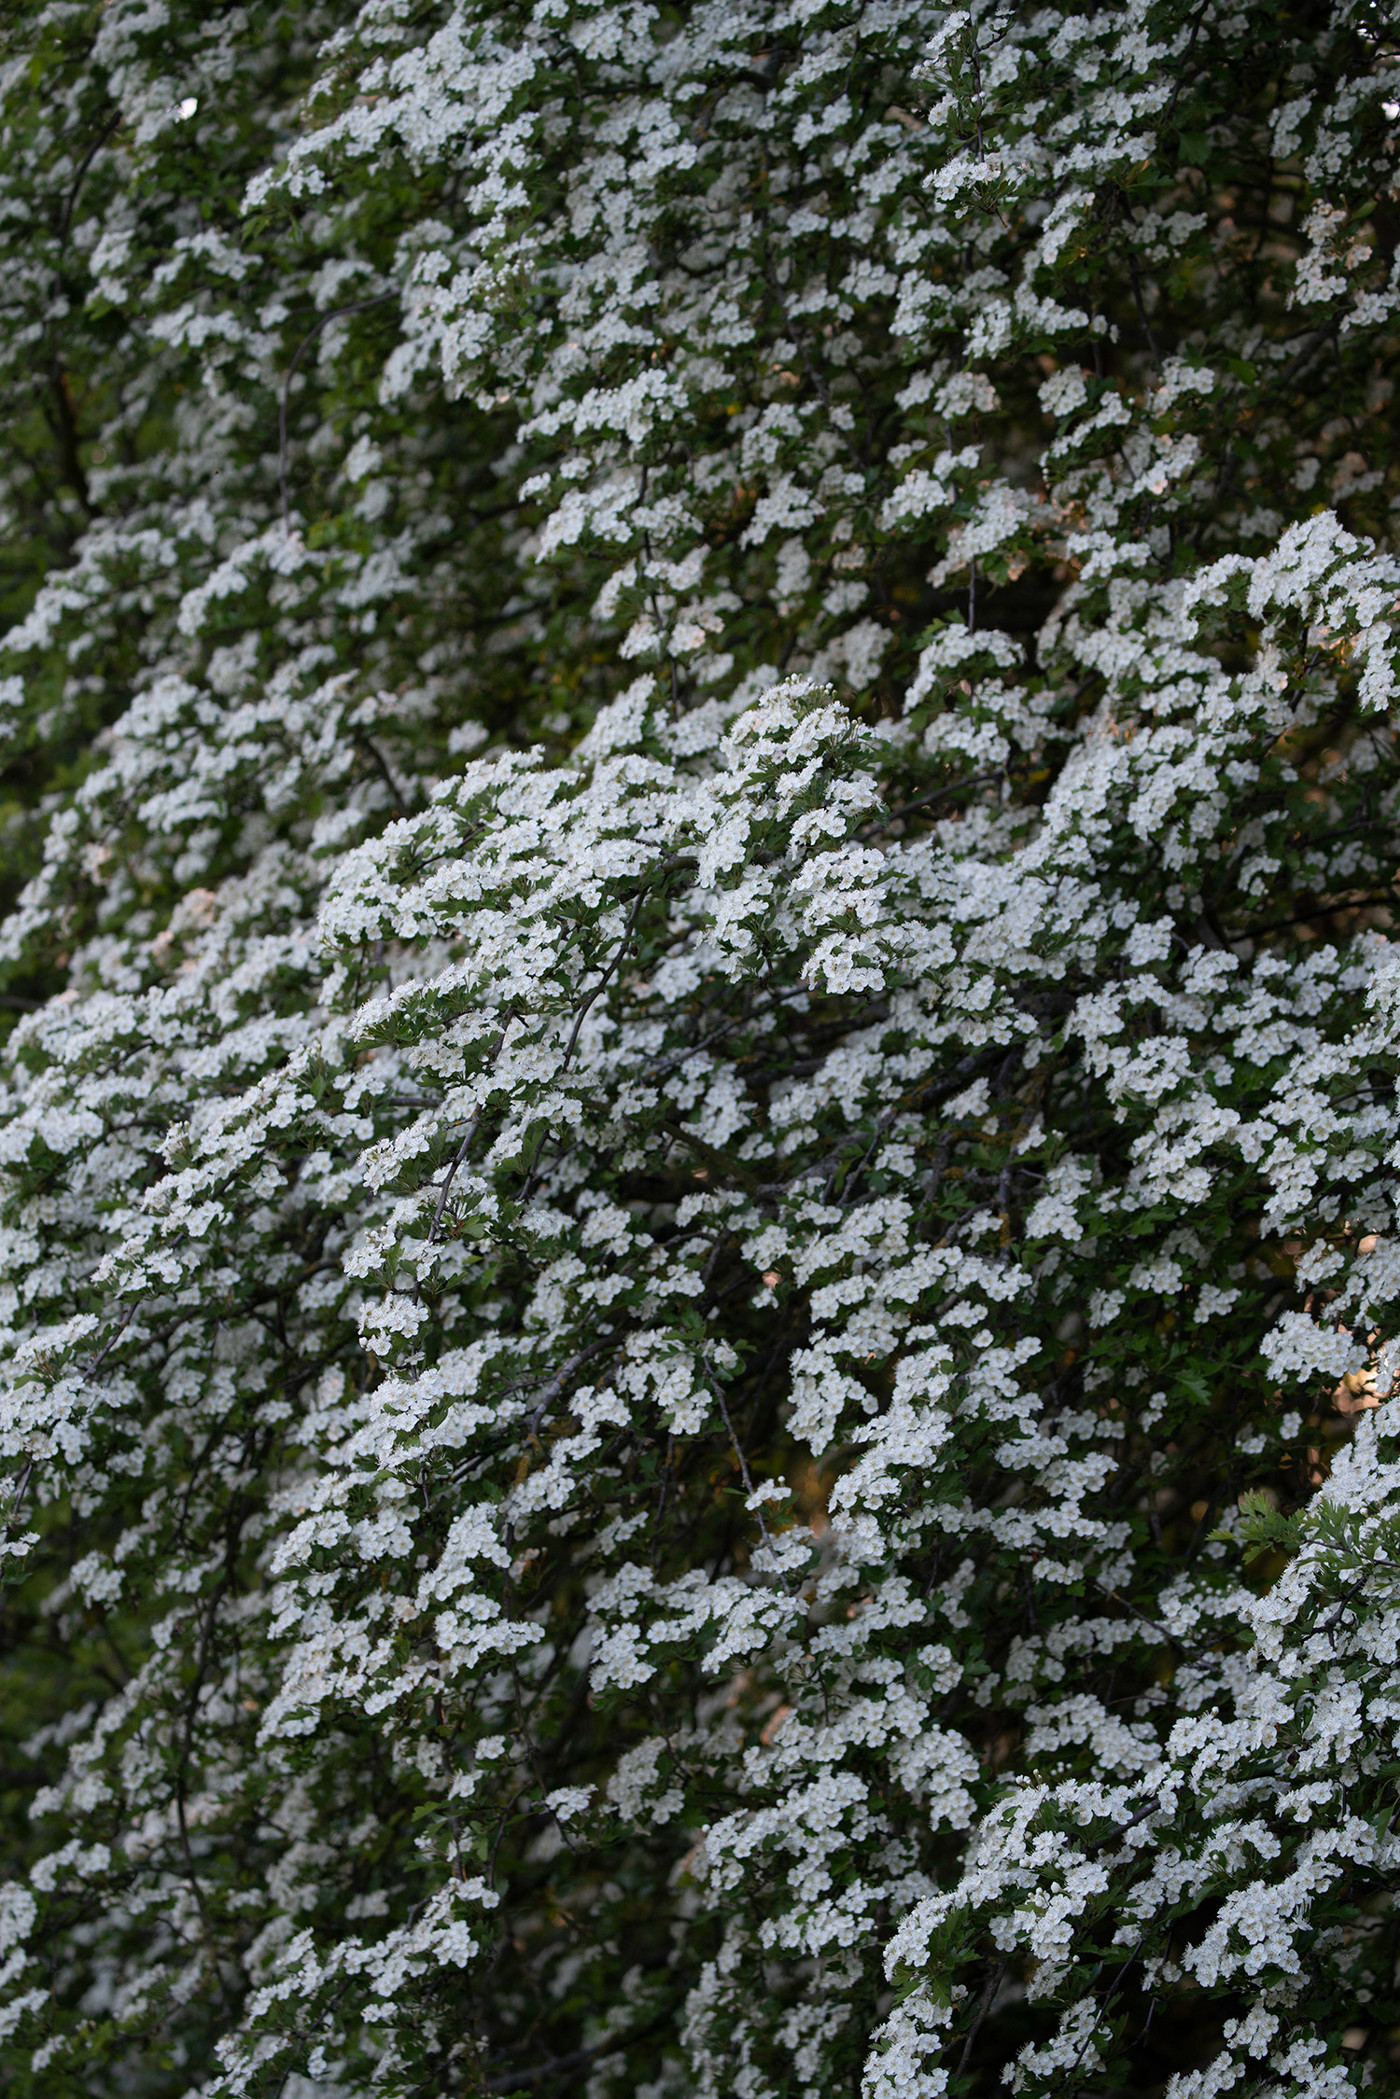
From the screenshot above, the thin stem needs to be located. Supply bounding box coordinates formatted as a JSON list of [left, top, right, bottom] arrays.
[[279, 291, 398, 527]]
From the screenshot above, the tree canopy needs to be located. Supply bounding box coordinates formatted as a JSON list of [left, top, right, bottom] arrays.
[[0, 2, 1398, 2096]]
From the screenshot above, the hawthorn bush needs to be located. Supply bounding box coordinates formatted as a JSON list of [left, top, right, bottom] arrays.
[[0, 2, 1397, 2096]]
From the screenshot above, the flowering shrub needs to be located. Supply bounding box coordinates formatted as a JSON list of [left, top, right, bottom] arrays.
[[0, 0, 1397, 2094]]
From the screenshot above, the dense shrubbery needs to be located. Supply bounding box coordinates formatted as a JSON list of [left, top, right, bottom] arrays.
[[0, 2, 1397, 2095]]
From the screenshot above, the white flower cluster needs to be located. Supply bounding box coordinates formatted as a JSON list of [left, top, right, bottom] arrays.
[[0, 0, 1394, 2095]]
